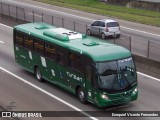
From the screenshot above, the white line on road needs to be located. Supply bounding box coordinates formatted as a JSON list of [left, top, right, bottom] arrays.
[[5, 0, 160, 37], [28, 13, 42, 18], [121, 26, 160, 37], [0, 23, 13, 29], [0, 41, 4, 43], [120, 37, 125, 40], [137, 72, 160, 82], [0, 66, 98, 120], [0, 23, 160, 82]]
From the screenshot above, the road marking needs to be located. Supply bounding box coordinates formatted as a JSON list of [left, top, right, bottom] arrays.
[[120, 37, 125, 40], [28, 13, 42, 18], [106, 104, 129, 111], [0, 66, 98, 120], [0, 23, 13, 29], [0, 41, 4, 43], [121, 26, 160, 37], [137, 72, 160, 82], [6, 0, 160, 37], [0, 22, 160, 82]]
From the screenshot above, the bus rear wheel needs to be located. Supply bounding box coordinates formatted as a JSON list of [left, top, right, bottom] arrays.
[[35, 67, 43, 82], [77, 87, 87, 104]]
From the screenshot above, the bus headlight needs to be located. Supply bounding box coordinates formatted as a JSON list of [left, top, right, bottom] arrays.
[[101, 94, 109, 100], [132, 87, 138, 95]]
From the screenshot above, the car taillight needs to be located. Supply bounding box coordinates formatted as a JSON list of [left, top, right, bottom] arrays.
[[106, 27, 108, 32]]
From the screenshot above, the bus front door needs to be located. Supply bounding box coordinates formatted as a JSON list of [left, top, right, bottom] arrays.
[[85, 66, 95, 103]]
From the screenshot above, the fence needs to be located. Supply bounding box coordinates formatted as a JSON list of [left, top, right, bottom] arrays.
[[0, 2, 160, 62]]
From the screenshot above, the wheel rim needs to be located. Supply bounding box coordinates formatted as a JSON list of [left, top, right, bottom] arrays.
[[102, 33, 105, 39], [87, 30, 91, 35], [79, 90, 84, 101], [36, 69, 41, 80]]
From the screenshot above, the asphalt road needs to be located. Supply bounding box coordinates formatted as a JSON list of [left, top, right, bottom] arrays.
[[0, 18, 160, 120]]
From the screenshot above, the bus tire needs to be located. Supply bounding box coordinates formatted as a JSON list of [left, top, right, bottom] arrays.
[[77, 87, 87, 104], [35, 67, 43, 82]]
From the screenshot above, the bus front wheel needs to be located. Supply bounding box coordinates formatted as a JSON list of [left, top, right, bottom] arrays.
[[77, 87, 87, 104], [35, 67, 43, 82]]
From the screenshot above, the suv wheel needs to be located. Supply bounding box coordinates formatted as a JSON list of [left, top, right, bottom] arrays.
[[101, 33, 106, 39], [87, 29, 91, 36], [116, 34, 121, 38]]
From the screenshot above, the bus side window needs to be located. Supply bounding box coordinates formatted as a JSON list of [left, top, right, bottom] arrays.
[[91, 67, 98, 89], [34, 39, 44, 55], [84, 65, 98, 88], [45, 43, 56, 60], [15, 31, 23, 46], [68, 53, 82, 72], [84, 65, 91, 81], [57, 53, 65, 65], [24, 35, 33, 50]]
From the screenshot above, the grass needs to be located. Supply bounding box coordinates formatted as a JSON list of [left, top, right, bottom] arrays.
[[34, 0, 160, 27]]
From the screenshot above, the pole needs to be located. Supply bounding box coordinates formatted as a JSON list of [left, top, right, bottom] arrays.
[[16, 6, 17, 21], [42, 13, 43, 22], [62, 18, 64, 28], [32, 10, 34, 22], [1, 3, 3, 14], [74, 21, 75, 31], [52, 16, 54, 25], [8, 4, 10, 16], [147, 40, 150, 59], [129, 36, 131, 52], [23, 8, 25, 20], [113, 32, 116, 44]]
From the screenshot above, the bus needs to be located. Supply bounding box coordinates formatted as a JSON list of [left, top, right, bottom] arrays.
[[13, 22, 138, 107]]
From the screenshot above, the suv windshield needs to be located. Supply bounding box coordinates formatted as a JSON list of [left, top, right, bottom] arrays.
[[107, 22, 119, 27], [96, 57, 137, 93]]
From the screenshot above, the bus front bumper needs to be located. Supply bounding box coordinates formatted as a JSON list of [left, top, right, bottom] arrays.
[[95, 88, 138, 107]]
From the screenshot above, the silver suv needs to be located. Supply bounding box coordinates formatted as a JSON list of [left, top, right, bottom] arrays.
[[87, 19, 120, 39]]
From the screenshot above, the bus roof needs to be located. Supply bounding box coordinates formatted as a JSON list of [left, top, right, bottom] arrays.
[[14, 22, 131, 62]]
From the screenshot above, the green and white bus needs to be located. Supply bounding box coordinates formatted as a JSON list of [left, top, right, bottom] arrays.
[[13, 22, 138, 107]]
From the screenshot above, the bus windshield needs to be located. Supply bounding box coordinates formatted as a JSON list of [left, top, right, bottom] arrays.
[[96, 57, 137, 93]]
